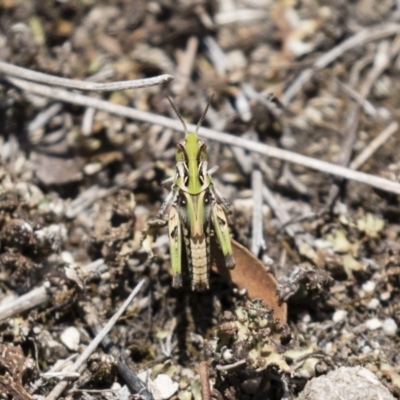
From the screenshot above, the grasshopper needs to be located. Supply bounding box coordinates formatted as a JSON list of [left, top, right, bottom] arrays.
[[142, 96, 235, 291]]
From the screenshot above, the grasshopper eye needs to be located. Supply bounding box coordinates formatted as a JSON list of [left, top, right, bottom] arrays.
[[181, 198, 186, 205]]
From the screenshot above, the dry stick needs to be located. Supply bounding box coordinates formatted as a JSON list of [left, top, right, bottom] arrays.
[[203, 36, 227, 76], [0, 287, 48, 322], [171, 36, 199, 95], [79, 298, 153, 400], [7, 77, 400, 196], [325, 39, 393, 209], [199, 361, 211, 400], [0, 259, 105, 322], [262, 185, 314, 248], [81, 106, 96, 136], [30, 355, 78, 394], [28, 65, 115, 133], [281, 23, 400, 106], [243, 85, 308, 194], [45, 279, 145, 400], [336, 80, 375, 117], [350, 121, 399, 170], [0, 60, 173, 91], [251, 170, 266, 255], [325, 106, 361, 209], [65, 163, 153, 219], [28, 102, 63, 133], [216, 359, 246, 371], [118, 356, 153, 400]]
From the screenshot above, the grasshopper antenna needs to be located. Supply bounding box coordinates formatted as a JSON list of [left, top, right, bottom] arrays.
[[196, 93, 214, 134], [165, 95, 188, 134]]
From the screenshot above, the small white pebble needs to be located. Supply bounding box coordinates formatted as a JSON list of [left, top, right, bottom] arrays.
[[365, 317, 382, 331], [313, 239, 333, 250], [300, 312, 311, 323], [362, 281, 376, 293], [376, 107, 392, 121], [61, 251, 74, 264], [324, 342, 333, 355], [60, 327, 80, 351], [138, 369, 151, 384], [301, 366, 395, 400], [111, 382, 122, 390], [22, 221, 33, 232], [382, 318, 397, 336], [380, 291, 391, 301], [362, 345, 372, 354], [181, 368, 195, 378], [222, 347, 234, 362], [332, 310, 347, 323], [151, 374, 178, 400], [367, 298, 380, 310]]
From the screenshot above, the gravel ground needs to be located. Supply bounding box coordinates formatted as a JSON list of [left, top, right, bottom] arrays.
[[1, 1, 400, 399]]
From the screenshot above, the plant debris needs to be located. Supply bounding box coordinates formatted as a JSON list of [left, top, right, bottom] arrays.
[[1, 1, 400, 399]]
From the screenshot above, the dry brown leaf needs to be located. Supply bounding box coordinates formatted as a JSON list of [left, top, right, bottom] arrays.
[[212, 240, 287, 324]]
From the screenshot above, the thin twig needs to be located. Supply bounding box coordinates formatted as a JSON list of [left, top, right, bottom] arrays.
[[325, 40, 393, 209], [216, 359, 246, 371], [118, 356, 154, 400], [79, 298, 153, 400], [251, 170, 266, 255], [45, 279, 145, 400], [0, 61, 173, 91], [42, 371, 80, 379], [203, 36, 227, 76], [0, 259, 105, 322], [336, 80, 376, 117], [81, 106, 96, 136], [65, 163, 152, 218], [199, 361, 211, 400], [262, 185, 314, 247], [0, 287, 48, 323], [28, 103, 64, 133], [7, 77, 400, 195], [30, 355, 78, 394], [171, 36, 199, 95], [28, 65, 115, 134], [281, 23, 400, 105], [350, 121, 399, 170], [262, 186, 297, 239]]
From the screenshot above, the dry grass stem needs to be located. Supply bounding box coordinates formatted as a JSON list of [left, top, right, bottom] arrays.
[[3, 3, 400, 399], [350, 121, 399, 170], [251, 170, 266, 255], [281, 23, 400, 105], [45, 279, 145, 400], [0, 259, 105, 322], [0, 61, 173, 91], [326, 39, 394, 208], [0, 287, 47, 323], [8, 77, 400, 195], [117, 356, 154, 400], [200, 361, 211, 400], [171, 36, 199, 95]]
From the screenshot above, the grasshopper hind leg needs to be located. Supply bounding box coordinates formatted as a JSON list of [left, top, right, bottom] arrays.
[[211, 202, 235, 270]]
